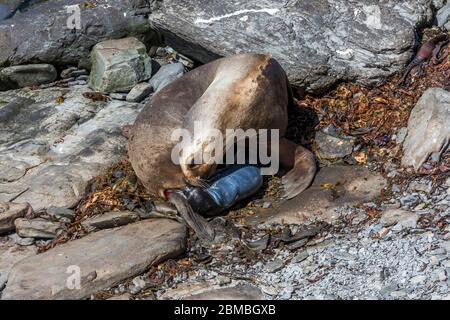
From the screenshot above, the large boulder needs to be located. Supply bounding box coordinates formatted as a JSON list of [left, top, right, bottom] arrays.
[[149, 0, 432, 93], [0, 0, 154, 68], [2, 219, 187, 300], [402, 88, 450, 170], [0, 85, 143, 211], [88, 37, 153, 93]]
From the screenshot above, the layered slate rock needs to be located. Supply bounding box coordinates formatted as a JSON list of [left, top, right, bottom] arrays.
[[14, 218, 63, 239], [88, 38, 153, 93], [149, 0, 432, 92], [0, 64, 57, 90], [245, 165, 387, 225], [0, 202, 31, 235], [0, 85, 143, 211], [402, 88, 450, 170], [2, 219, 186, 300], [0, 0, 154, 68]]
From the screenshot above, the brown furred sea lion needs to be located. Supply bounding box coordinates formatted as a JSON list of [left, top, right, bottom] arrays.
[[128, 54, 316, 238]]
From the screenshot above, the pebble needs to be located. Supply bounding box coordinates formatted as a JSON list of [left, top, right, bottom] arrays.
[[265, 259, 285, 273], [109, 93, 128, 100], [410, 275, 427, 285], [9, 233, 35, 246], [46, 206, 76, 222], [261, 285, 278, 296], [126, 82, 153, 102]]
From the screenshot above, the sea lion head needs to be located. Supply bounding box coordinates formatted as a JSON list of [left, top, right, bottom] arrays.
[[179, 124, 221, 188]]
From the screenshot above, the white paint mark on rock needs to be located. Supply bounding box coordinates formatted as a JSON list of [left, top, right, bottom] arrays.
[[195, 8, 279, 24]]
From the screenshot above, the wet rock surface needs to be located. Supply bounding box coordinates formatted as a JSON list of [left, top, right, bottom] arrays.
[[150, 0, 432, 92], [2, 219, 186, 299]]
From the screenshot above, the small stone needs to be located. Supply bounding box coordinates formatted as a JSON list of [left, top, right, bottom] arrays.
[[214, 276, 231, 285], [81, 211, 140, 232], [378, 228, 390, 238], [314, 129, 354, 160], [391, 184, 401, 193], [126, 82, 153, 102], [265, 259, 284, 273], [379, 209, 419, 228], [410, 275, 427, 285], [149, 62, 185, 93], [292, 251, 309, 263], [262, 202, 271, 209], [71, 69, 88, 77], [390, 290, 406, 298], [46, 206, 76, 222], [109, 93, 128, 100], [9, 233, 35, 246], [60, 67, 77, 79], [261, 285, 278, 296], [435, 269, 447, 282], [14, 218, 62, 239], [430, 256, 440, 266], [132, 277, 146, 291], [76, 75, 89, 81], [409, 181, 431, 193], [287, 238, 309, 250], [333, 251, 356, 261]]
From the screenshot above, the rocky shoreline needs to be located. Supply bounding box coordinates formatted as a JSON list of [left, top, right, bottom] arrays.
[[1, 0, 450, 300]]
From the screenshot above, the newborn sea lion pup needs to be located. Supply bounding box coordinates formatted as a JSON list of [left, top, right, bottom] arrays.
[[128, 54, 316, 240]]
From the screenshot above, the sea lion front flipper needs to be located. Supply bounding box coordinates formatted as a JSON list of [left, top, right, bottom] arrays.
[[167, 191, 215, 242], [279, 139, 316, 199]]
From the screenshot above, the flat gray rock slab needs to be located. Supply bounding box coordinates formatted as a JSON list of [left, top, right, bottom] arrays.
[[0, 85, 143, 211], [150, 0, 432, 92], [2, 219, 186, 300], [246, 165, 387, 225]]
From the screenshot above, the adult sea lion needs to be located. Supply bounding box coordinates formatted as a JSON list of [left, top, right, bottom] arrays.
[[128, 53, 316, 239]]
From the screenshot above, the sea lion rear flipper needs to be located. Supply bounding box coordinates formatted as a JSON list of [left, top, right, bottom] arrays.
[[280, 139, 316, 199]]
